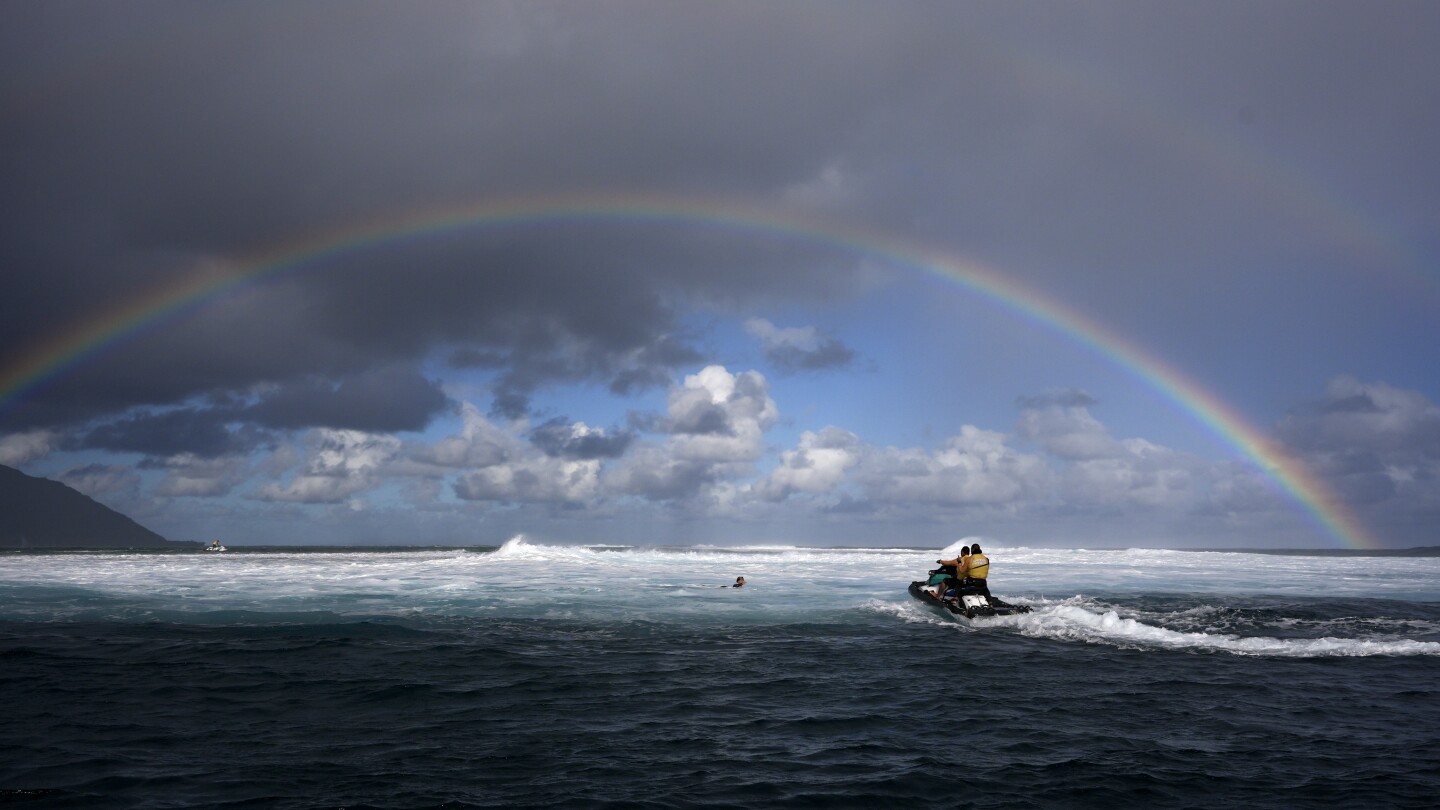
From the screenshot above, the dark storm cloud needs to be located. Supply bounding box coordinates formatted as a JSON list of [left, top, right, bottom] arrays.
[[1272, 379, 1440, 544], [447, 349, 507, 370], [608, 336, 705, 396], [79, 409, 270, 459], [69, 365, 445, 456], [1279, 379, 1440, 465], [241, 366, 449, 433], [2, 2, 884, 437], [529, 418, 635, 460], [3, 1, 1438, 463]]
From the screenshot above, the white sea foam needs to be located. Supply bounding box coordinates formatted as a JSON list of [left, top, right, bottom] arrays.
[[999, 602, 1440, 657], [1, 543, 1437, 655]]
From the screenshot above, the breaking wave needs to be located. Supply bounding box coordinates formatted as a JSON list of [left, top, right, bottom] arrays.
[[2, 541, 1437, 657]]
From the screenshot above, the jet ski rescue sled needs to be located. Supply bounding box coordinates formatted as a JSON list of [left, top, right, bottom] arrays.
[[909, 581, 1031, 619]]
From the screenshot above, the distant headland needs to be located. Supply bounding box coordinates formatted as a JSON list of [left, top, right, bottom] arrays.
[[0, 464, 196, 550]]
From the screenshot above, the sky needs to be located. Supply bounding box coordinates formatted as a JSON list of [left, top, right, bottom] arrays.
[[1, 1, 1437, 549]]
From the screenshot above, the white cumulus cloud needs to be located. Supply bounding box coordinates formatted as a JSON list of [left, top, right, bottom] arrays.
[[255, 429, 400, 503], [605, 365, 780, 501], [755, 427, 861, 501], [857, 425, 1051, 506], [0, 430, 56, 467], [152, 453, 251, 498]]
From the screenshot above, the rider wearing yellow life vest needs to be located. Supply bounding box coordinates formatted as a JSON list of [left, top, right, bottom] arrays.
[[961, 543, 991, 596]]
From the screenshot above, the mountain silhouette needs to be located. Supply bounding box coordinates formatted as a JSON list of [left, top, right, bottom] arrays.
[[0, 464, 184, 549]]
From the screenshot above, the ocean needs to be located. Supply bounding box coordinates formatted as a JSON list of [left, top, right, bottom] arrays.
[[2, 539, 1437, 809]]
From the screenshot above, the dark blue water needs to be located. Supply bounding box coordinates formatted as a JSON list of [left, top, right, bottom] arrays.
[[4, 610, 1439, 809]]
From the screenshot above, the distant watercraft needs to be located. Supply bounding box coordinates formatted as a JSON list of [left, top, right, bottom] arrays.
[[204, 545, 228, 552], [909, 581, 1031, 618]]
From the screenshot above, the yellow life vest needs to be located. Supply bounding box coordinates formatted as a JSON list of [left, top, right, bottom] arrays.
[[965, 553, 989, 579]]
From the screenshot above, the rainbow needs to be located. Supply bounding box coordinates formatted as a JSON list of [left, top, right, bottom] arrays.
[[0, 191, 1379, 549]]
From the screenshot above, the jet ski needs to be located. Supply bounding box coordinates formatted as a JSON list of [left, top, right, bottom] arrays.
[[909, 580, 1031, 619], [204, 545, 228, 552]]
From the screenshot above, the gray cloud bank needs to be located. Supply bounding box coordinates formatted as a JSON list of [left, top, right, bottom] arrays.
[[6, 2, 1436, 430], [2, 3, 1437, 545]]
